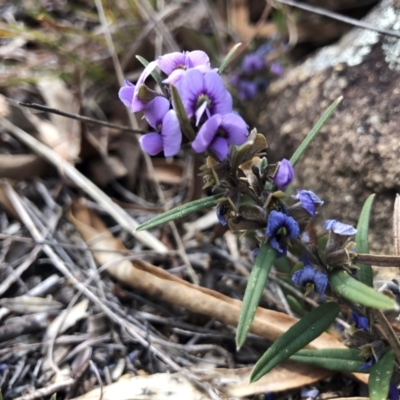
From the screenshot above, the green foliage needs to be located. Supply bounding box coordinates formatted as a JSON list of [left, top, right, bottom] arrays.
[[250, 302, 340, 382], [290, 97, 342, 167], [218, 43, 241, 75], [369, 349, 395, 400], [236, 243, 276, 349], [136, 55, 165, 92], [356, 194, 375, 287], [290, 348, 366, 372], [137, 194, 223, 231], [329, 271, 397, 310]]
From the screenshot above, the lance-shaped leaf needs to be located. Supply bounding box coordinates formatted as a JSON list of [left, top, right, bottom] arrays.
[[369, 348, 395, 400], [218, 43, 241, 75], [250, 302, 340, 382], [290, 97, 342, 168], [236, 243, 276, 349], [330, 271, 397, 310], [136, 55, 165, 94], [290, 348, 366, 373], [170, 84, 196, 141], [356, 194, 375, 287], [137, 194, 222, 231]]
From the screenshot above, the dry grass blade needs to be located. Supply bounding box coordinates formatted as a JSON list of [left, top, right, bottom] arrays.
[[394, 193, 400, 256], [0, 117, 167, 253], [69, 201, 369, 385]]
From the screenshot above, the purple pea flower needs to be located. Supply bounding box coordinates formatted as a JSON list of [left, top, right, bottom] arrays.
[[176, 69, 233, 126], [273, 159, 294, 189], [241, 53, 266, 73], [351, 311, 369, 332], [293, 190, 324, 216], [216, 203, 228, 226], [266, 210, 300, 257], [118, 61, 158, 113], [237, 80, 258, 100], [158, 50, 211, 84], [192, 113, 248, 160], [139, 97, 182, 157], [292, 256, 328, 298], [270, 62, 284, 76], [323, 220, 357, 236]]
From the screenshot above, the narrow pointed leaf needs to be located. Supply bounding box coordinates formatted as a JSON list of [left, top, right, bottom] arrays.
[[330, 271, 397, 310], [356, 194, 375, 287], [137, 194, 222, 231], [136, 55, 165, 93], [236, 243, 276, 349], [369, 349, 395, 400], [250, 302, 340, 382], [170, 84, 196, 141], [290, 97, 342, 167], [218, 43, 241, 75], [290, 348, 366, 372]]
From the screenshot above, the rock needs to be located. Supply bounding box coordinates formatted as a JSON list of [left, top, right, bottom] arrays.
[[255, 0, 400, 253]]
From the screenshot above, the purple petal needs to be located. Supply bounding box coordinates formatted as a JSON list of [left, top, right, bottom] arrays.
[[314, 271, 328, 297], [216, 204, 228, 226], [144, 97, 170, 130], [220, 113, 248, 145], [388, 383, 399, 400], [273, 159, 294, 189], [295, 190, 323, 216], [162, 69, 186, 84], [292, 264, 316, 287], [192, 114, 221, 153], [204, 72, 233, 115], [161, 110, 182, 157], [186, 50, 210, 69], [241, 53, 265, 73], [179, 69, 205, 118], [210, 137, 229, 161], [266, 210, 287, 237], [118, 80, 135, 108], [237, 80, 258, 100], [139, 132, 163, 156], [157, 52, 185, 75], [351, 312, 369, 332], [270, 62, 284, 76], [323, 220, 357, 236]]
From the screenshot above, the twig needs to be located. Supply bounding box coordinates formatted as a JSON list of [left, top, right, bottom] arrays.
[[274, 0, 400, 39], [354, 253, 400, 267], [0, 118, 168, 254], [18, 102, 144, 134]]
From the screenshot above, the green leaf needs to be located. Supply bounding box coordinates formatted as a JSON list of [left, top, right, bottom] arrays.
[[136, 194, 223, 231], [49, 395, 57, 400], [369, 349, 395, 400], [356, 194, 375, 287], [290, 97, 342, 167], [218, 43, 241, 75], [136, 55, 165, 93], [236, 243, 276, 349], [250, 302, 340, 382], [290, 348, 366, 372], [330, 271, 397, 310], [170, 84, 196, 141]]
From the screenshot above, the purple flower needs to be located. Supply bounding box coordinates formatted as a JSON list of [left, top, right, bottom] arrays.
[[293, 190, 324, 216], [273, 159, 294, 189], [270, 62, 284, 76], [359, 358, 375, 372], [266, 210, 300, 257], [139, 97, 182, 157], [301, 387, 319, 399], [119, 60, 158, 112], [241, 53, 266, 73], [292, 257, 328, 298], [158, 50, 211, 84], [192, 113, 248, 160], [323, 220, 357, 236], [389, 382, 399, 400], [237, 80, 258, 100], [216, 203, 228, 226], [351, 311, 369, 332], [176, 69, 233, 126]]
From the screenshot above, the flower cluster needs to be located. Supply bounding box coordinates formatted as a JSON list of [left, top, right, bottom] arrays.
[[118, 50, 249, 161]]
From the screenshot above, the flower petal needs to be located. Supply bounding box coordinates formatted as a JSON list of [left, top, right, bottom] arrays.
[[210, 137, 229, 161], [273, 158, 294, 189], [118, 80, 135, 108], [351, 311, 369, 332], [178, 68, 205, 118], [292, 264, 316, 287], [204, 71, 233, 115], [157, 52, 185, 75], [186, 50, 210, 69], [295, 189, 323, 216], [266, 210, 287, 237], [323, 220, 357, 236], [220, 113, 248, 145], [163, 69, 186, 84], [139, 132, 163, 156], [314, 271, 328, 297], [241, 54, 265, 73], [192, 114, 221, 153], [161, 110, 182, 157], [144, 97, 170, 130]]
